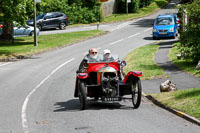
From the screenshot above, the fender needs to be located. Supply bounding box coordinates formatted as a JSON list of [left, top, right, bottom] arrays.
[[74, 73, 88, 97], [123, 71, 142, 83], [77, 73, 88, 79]]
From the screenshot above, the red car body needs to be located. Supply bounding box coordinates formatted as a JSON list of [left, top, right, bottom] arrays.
[[74, 58, 142, 110]]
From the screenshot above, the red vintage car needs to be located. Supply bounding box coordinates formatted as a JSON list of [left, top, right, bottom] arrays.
[[74, 54, 142, 110]]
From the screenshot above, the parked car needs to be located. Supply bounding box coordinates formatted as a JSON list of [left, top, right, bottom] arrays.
[[152, 14, 179, 39], [26, 12, 69, 31], [13, 24, 40, 37], [0, 23, 40, 37]]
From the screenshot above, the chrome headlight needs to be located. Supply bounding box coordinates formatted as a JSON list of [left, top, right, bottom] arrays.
[[153, 28, 157, 32]]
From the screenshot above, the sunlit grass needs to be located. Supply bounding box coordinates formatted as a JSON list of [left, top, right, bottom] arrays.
[[0, 30, 105, 60], [124, 44, 166, 80], [152, 88, 200, 118]]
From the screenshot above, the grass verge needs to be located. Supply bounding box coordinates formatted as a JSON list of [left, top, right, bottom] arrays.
[[103, 0, 168, 23], [168, 42, 200, 77], [123, 44, 166, 80], [0, 30, 105, 60], [152, 88, 200, 119]]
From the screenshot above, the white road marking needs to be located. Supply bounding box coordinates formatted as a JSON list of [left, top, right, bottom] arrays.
[[110, 21, 133, 32], [109, 39, 124, 45], [127, 33, 140, 39], [144, 28, 152, 32], [21, 58, 75, 133], [0, 62, 12, 67]]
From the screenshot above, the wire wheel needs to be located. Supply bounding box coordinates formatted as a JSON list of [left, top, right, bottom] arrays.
[[78, 80, 87, 110], [132, 79, 142, 108]]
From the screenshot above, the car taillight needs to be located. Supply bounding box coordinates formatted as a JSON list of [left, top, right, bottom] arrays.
[[66, 17, 68, 20]]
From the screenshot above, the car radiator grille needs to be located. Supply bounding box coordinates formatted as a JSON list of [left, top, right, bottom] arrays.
[[159, 29, 168, 32]]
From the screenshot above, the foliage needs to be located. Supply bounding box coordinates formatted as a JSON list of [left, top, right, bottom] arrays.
[[178, 0, 200, 62], [0, 0, 32, 25], [169, 43, 200, 77], [117, 0, 154, 13], [0, 0, 33, 41], [140, 0, 155, 8], [34, 0, 102, 24]]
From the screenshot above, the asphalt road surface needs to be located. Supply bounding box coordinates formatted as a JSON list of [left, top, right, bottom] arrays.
[[0, 0, 200, 133]]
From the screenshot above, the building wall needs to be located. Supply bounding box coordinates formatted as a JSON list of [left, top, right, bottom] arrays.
[[101, 0, 118, 17]]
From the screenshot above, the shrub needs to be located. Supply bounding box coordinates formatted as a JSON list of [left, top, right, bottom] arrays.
[[178, 0, 200, 62]]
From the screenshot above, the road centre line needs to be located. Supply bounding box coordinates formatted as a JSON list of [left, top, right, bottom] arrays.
[[109, 39, 124, 45], [127, 33, 140, 39], [21, 58, 75, 133]]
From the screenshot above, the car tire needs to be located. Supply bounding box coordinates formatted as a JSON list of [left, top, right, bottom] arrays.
[[29, 31, 34, 36], [132, 78, 142, 109], [78, 80, 87, 110], [59, 22, 66, 30], [37, 25, 42, 31], [153, 36, 157, 40]]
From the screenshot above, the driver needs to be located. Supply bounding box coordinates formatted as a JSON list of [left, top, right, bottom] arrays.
[[103, 49, 114, 62], [77, 48, 100, 72]]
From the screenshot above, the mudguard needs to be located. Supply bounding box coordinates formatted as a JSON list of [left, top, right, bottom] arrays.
[[123, 71, 142, 83], [74, 73, 88, 97], [77, 73, 88, 79]]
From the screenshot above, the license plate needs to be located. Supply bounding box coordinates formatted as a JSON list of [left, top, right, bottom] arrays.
[[159, 32, 167, 35]]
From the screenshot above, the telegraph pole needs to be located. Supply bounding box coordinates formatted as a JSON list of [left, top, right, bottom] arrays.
[[33, 0, 37, 46], [33, 0, 41, 46]]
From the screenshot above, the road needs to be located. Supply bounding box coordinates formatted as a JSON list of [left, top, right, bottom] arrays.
[[0, 0, 200, 133]]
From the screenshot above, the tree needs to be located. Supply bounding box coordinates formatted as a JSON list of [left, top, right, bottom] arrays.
[[0, 0, 32, 42], [178, 0, 200, 61]]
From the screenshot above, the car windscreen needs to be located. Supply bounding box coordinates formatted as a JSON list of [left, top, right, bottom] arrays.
[[155, 17, 174, 25], [88, 54, 119, 63], [36, 13, 46, 20]]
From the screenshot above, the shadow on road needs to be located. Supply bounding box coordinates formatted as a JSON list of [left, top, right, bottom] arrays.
[[54, 99, 135, 112], [130, 18, 154, 28]]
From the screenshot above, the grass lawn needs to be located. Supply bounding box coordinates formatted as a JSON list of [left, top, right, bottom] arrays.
[[152, 88, 200, 119], [169, 42, 200, 77], [0, 30, 105, 60], [123, 44, 166, 80], [103, 0, 168, 23]]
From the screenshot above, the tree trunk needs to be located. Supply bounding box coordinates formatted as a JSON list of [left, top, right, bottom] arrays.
[[0, 22, 14, 43]]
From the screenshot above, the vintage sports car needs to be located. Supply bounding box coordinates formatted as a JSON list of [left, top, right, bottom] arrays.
[[74, 54, 142, 110]]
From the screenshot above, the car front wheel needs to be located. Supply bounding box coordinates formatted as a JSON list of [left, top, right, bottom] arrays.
[[132, 78, 142, 109], [78, 80, 87, 110], [29, 31, 34, 36], [37, 25, 42, 31]]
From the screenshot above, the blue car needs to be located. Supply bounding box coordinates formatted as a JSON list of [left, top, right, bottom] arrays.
[[153, 14, 179, 39]]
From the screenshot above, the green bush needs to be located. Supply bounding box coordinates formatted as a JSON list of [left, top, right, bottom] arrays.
[[117, 0, 154, 13], [31, 0, 102, 24], [140, 0, 154, 8], [178, 0, 200, 62]]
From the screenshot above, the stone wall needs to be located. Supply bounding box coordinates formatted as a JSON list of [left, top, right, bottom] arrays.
[[101, 0, 118, 17]]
